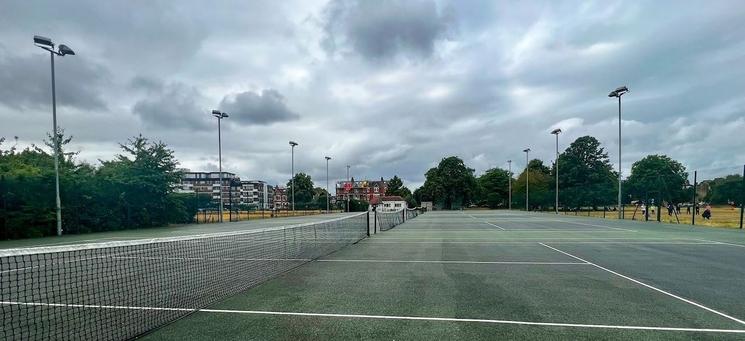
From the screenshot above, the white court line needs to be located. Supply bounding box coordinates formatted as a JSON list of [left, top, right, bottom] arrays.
[[111, 256, 311, 262], [361, 241, 721, 245], [545, 220, 636, 232], [2, 301, 745, 334], [463, 213, 506, 230], [317, 259, 588, 265], [538, 243, 745, 326], [692, 239, 745, 249]]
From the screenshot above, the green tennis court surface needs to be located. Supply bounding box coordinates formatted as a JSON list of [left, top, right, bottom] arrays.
[[138, 211, 745, 340]]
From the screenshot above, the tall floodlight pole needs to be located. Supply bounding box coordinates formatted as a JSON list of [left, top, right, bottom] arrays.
[[523, 148, 531, 211], [325, 156, 332, 213], [608, 86, 629, 219], [289, 141, 298, 214], [34, 35, 75, 236], [507, 160, 512, 210], [551, 129, 562, 214], [346, 165, 351, 212], [212, 110, 229, 222]]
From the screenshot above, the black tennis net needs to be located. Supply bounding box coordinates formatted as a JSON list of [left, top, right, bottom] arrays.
[[376, 207, 424, 232], [1, 212, 368, 341]]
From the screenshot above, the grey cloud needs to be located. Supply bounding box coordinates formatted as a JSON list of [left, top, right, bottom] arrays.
[[0, 51, 109, 110], [321, 0, 454, 61], [219, 89, 299, 125], [132, 80, 209, 130]]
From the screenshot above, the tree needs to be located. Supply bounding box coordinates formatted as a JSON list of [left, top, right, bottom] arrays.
[[98, 135, 182, 229], [706, 174, 744, 206], [286, 173, 315, 209], [477, 168, 511, 208], [625, 155, 688, 205], [512, 159, 552, 210], [418, 156, 477, 209], [557, 136, 617, 210]]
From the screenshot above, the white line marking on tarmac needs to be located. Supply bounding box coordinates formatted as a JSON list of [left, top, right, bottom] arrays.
[[361, 241, 721, 245], [530, 219, 636, 232], [463, 213, 506, 230], [539, 243, 745, 326], [693, 239, 745, 249], [2, 301, 744, 334], [317, 259, 588, 265]]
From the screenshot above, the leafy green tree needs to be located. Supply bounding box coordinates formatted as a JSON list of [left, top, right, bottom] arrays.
[[512, 159, 552, 210], [1, 134, 185, 239], [286, 173, 315, 209], [348, 198, 369, 212], [477, 168, 511, 208], [557, 136, 617, 209], [706, 174, 744, 205], [418, 156, 477, 209], [625, 155, 688, 204]]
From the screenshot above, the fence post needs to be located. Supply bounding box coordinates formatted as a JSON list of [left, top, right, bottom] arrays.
[[366, 211, 370, 236], [692, 171, 697, 226], [740, 165, 744, 229]]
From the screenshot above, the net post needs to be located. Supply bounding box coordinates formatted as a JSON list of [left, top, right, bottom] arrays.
[[374, 209, 377, 234], [740, 165, 744, 229], [692, 170, 697, 226], [366, 211, 370, 236]]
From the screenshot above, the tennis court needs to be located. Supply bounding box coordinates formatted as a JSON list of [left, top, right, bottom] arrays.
[[4, 210, 745, 340]]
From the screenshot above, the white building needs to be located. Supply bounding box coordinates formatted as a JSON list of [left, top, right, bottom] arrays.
[[370, 195, 407, 212]]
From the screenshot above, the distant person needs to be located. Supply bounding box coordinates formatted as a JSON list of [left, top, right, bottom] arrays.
[[686, 205, 691, 214], [667, 203, 673, 216], [676, 204, 681, 215], [695, 204, 700, 215], [641, 204, 646, 216], [702, 206, 712, 220]]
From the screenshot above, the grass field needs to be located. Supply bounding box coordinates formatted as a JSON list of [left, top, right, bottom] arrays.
[[562, 205, 744, 228], [134, 210, 745, 340]]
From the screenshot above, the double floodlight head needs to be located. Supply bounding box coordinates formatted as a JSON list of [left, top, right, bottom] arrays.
[[211, 110, 228, 119], [551, 128, 562, 135], [289, 141, 298, 147], [523, 148, 531, 153], [34, 35, 75, 56], [608, 86, 629, 98], [325, 156, 331, 161]]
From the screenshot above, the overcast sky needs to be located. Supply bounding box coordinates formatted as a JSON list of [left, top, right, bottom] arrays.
[[1, 0, 744, 189]]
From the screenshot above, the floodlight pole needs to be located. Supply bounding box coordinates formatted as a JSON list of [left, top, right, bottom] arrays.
[[35, 36, 74, 236], [551, 129, 562, 214], [50, 50, 62, 235], [212, 110, 228, 223], [609, 86, 629, 219], [289, 141, 298, 214], [617, 95, 622, 219], [325, 156, 331, 213], [508, 160, 512, 210], [523, 148, 530, 211], [346, 165, 351, 212]]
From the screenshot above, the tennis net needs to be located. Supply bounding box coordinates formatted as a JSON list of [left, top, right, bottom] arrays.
[[1, 212, 369, 341], [376, 207, 424, 232]]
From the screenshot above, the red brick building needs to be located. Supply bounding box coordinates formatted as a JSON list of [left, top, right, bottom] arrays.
[[335, 177, 387, 203]]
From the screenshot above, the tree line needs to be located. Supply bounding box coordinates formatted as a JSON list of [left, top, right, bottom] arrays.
[[414, 136, 743, 210], [0, 134, 194, 239]]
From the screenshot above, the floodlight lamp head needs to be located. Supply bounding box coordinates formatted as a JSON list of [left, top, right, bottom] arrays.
[[523, 148, 531, 153], [58, 44, 75, 56], [325, 156, 331, 160], [608, 86, 629, 97], [34, 35, 54, 48], [551, 128, 562, 135], [289, 141, 298, 147]]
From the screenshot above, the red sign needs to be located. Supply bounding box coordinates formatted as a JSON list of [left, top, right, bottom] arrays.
[[343, 182, 353, 191]]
